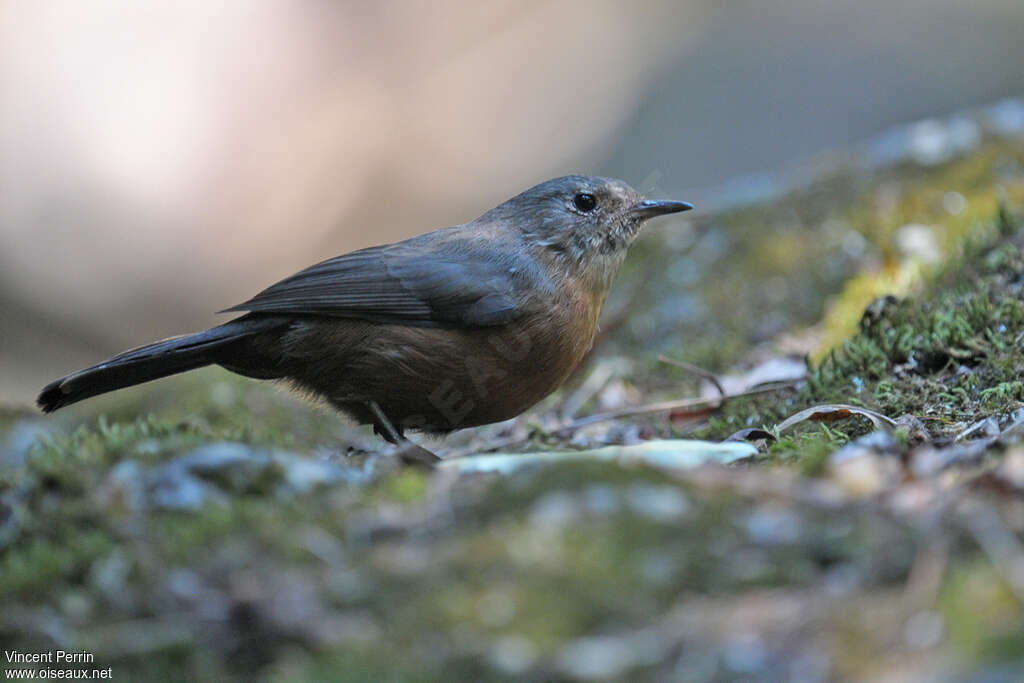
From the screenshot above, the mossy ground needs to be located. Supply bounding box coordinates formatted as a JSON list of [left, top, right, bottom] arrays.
[[3, 137, 1024, 680], [691, 205, 1024, 471]]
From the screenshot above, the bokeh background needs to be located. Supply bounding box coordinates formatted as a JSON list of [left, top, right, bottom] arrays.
[[3, 0, 1024, 403]]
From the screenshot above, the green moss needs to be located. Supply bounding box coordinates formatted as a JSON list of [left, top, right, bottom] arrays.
[[767, 426, 850, 476], [374, 469, 429, 504], [702, 206, 1024, 447], [0, 531, 114, 597]]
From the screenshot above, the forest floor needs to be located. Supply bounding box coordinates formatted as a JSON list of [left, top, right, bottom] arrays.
[[3, 104, 1024, 680]]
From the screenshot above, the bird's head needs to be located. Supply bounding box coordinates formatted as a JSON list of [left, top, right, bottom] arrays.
[[483, 174, 692, 288]]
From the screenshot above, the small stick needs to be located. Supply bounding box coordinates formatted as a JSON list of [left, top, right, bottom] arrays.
[[658, 354, 726, 398], [566, 383, 790, 430], [443, 382, 797, 458]]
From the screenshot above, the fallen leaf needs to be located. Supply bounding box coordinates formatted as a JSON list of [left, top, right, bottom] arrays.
[[776, 404, 897, 433], [441, 439, 758, 474]]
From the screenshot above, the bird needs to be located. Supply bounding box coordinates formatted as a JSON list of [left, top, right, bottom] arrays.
[[38, 175, 692, 463]]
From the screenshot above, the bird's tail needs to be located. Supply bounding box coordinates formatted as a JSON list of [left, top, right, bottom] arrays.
[[37, 317, 285, 412]]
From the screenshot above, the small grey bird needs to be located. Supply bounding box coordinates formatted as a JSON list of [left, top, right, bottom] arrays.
[[38, 176, 692, 462]]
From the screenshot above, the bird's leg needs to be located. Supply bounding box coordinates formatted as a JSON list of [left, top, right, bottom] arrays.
[[367, 401, 441, 467], [369, 402, 404, 444]]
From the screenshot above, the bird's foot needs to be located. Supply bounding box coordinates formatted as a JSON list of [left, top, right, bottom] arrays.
[[393, 440, 442, 468], [367, 400, 439, 468]]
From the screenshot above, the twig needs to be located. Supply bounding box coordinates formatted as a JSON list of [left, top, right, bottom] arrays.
[[442, 382, 798, 459], [658, 354, 726, 398], [567, 383, 795, 430]]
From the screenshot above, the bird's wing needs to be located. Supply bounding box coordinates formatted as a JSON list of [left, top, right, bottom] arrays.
[[221, 233, 543, 327]]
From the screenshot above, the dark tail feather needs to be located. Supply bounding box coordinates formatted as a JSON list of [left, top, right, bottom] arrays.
[[37, 318, 284, 413]]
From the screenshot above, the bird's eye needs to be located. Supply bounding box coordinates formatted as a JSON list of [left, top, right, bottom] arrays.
[[573, 192, 597, 212]]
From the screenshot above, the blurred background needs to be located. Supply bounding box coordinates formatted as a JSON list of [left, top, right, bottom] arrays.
[[2, 0, 1024, 403]]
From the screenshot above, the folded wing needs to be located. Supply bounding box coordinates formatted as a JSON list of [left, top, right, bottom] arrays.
[[222, 232, 546, 328]]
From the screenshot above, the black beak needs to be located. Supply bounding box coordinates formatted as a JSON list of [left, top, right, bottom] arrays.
[[630, 199, 694, 220]]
